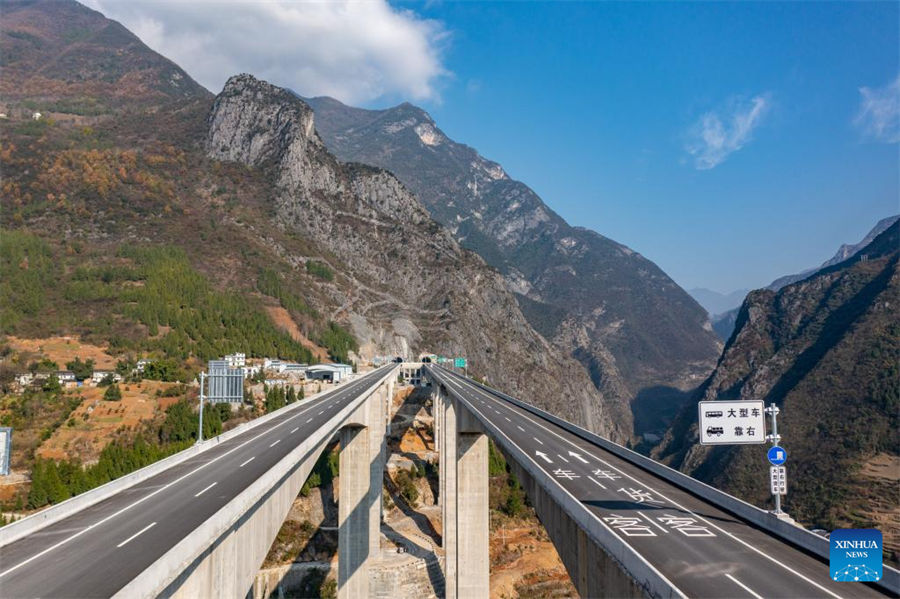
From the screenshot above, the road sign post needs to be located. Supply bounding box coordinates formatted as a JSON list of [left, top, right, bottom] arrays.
[[765, 403, 786, 515]]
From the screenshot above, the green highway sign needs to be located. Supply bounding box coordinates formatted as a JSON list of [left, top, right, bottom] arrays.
[[454, 357, 467, 368]]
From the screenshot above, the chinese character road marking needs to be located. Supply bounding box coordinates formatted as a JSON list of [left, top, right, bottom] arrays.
[[617, 487, 664, 504], [656, 514, 716, 537], [552, 469, 580, 480], [592, 469, 621, 480], [602, 514, 656, 537]]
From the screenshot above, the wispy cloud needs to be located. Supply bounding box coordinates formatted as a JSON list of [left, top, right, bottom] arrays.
[[685, 94, 771, 170], [854, 74, 900, 143], [83, 1, 449, 105]]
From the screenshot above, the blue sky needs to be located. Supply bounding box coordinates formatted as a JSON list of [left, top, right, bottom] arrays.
[[403, 1, 899, 292], [94, 0, 899, 292]]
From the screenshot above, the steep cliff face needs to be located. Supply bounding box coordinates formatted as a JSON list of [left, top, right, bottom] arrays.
[[206, 75, 633, 441], [304, 95, 721, 435], [654, 222, 899, 557]]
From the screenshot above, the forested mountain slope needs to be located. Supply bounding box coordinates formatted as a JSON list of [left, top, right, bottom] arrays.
[[654, 222, 900, 561]]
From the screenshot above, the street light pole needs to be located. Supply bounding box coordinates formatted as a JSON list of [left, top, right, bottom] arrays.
[[198, 371, 206, 444]]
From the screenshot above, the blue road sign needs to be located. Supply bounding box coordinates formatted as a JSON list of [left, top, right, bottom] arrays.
[[767, 445, 787, 465]]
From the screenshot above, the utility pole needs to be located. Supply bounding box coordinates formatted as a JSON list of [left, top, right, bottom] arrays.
[[197, 371, 206, 444]]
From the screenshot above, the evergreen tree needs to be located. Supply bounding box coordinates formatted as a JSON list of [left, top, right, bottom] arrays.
[[42, 374, 61, 393], [104, 384, 122, 401]]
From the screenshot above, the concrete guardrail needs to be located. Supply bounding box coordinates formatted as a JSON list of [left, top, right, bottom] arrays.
[[436, 367, 900, 596], [0, 370, 382, 548]]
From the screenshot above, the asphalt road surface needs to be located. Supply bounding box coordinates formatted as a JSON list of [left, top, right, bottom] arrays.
[[0, 366, 392, 599], [428, 365, 891, 599]]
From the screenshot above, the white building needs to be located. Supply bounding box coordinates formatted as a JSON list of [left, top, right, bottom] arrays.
[[330, 363, 353, 377], [135, 359, 151, 373], [56, 371, 76, 382], [281, 363, 308, 376], [31, 111, 42, 121], [242, 364, 262, 378], [91, 370, 122, 385], [263, 358, 285, 372], [225, 353, 246, 368], [306, 364, 345, 383], [14, 373, 34, 388]]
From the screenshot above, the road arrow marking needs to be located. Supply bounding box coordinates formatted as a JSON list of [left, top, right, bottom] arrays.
[[568, 451, 589, 464], [535, 451, 553, 464]]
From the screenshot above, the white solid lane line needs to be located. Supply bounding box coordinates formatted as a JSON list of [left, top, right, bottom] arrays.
[[290, 427, 299, 434], [725, 574, 764, 599], [116, 522, 156, 548], [586, 475, 607, 490], [0, 366, 392, 579], [638, 511, 669, 534], [195, 482, 217, 497], [239, 457, 255, 468], [270, 439, 281, 448], [449, 373, 844, 599]]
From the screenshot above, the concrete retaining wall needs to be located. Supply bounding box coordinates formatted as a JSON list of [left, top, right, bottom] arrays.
[[443, 369, 900, 595], [0, 376, 367, 548]]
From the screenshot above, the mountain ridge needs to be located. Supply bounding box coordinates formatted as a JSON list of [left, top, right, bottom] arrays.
[[0, 2, 632, 442], [711, 214, 900, 340], [654, 222, 900, 561], [302, 94, 722, 436]]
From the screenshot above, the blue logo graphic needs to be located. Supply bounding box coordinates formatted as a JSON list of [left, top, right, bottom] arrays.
[[830, 529, 882, 582], [767, 446, 787, 465]]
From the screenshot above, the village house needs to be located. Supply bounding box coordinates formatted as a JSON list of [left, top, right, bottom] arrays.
[[90, 370, 122, 385]]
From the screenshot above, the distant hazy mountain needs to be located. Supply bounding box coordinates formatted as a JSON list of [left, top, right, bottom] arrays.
[[711, 214, 900, 341], [655, 221, 900, 559], [688, 288, 749, 317], [303, 95, 721, 436]]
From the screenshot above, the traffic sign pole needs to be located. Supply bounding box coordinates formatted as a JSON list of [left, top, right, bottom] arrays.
[[765, 402, 784, 514]]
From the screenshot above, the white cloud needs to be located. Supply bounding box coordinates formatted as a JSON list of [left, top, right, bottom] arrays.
[[854, 74, 900, 143], [83, 0, 449, 104], [685, 94, 771, 170]]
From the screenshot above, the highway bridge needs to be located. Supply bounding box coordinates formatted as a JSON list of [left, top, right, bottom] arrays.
[[427, 366, 897, 599], [0, 362, 895, 598]]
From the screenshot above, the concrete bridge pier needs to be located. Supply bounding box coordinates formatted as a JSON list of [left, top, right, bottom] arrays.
[[338, 386, 386, 599], [455, 403, 489, 599], [436, 386, 489, 599]]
